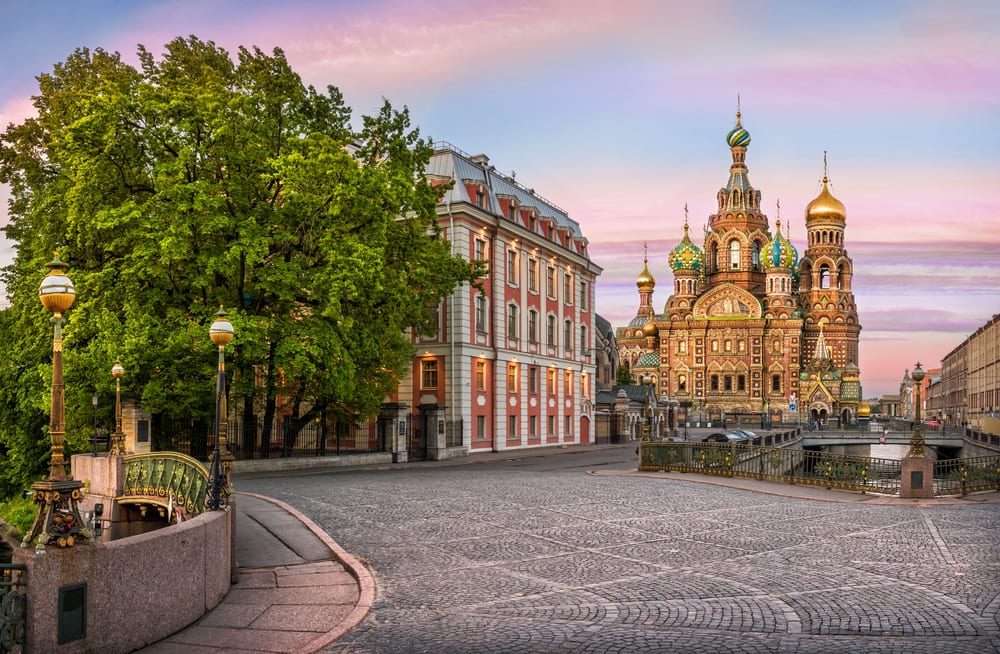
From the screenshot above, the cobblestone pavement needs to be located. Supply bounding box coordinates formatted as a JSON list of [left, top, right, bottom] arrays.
[[239, 449, 1000, 653]]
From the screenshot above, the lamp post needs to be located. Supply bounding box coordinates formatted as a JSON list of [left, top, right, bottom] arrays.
[[640, 375, 655, 441], [908, 363, 926, 457], [110, 361, 125, 454], [90, 394, 99, 456], [24, 255, 89, 548], [206, 307, 234, 511], [678, 395, 692, 440]]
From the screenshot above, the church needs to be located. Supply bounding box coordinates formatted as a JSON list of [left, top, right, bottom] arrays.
[[616, 110, 862, 429]]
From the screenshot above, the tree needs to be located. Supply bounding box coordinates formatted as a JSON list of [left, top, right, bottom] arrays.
[[616, 365, 634, 386], [0, 37, 478, 492]]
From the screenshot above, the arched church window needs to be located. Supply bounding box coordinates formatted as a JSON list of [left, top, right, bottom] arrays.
[[730, 241, 740, 269], [752, 241, 761, 269], [820, 264, 831, 289]]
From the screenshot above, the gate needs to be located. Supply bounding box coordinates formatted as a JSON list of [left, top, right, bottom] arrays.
[[1, 563, 26, 653], [410, 411, 428, 461]]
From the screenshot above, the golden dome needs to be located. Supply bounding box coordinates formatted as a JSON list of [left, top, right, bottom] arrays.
[[636, 260, 655, 290], [805, 178, 846, 224], [642, 319, 658, 337]]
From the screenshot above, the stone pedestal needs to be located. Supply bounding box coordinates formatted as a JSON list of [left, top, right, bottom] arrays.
[[71, 453, 125, 541], [900, 456, 934, 499], [381, 402, 409, 463]]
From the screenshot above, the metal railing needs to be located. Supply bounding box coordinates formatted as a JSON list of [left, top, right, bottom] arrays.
[[934, 455, 1000, 495], [639, 442, 902, 494], [122, 452, 210, 518], [1, 563, 27, 653], [640, 442, 1000, 497]]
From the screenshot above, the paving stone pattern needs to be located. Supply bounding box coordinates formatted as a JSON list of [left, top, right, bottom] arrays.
[[242, 467, 1000, 653]]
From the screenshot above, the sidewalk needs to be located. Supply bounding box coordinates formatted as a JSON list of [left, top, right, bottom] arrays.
[[137, 492, 375, 654]]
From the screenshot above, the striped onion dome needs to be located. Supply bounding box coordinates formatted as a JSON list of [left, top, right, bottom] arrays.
[[726, 113, 751, 148], [763, 220, 798, 270]]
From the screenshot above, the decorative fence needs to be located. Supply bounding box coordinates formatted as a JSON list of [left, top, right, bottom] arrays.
[[122, 452, 210, 518], [0, 563, 26, 654], [638, 442, 1000, 496]]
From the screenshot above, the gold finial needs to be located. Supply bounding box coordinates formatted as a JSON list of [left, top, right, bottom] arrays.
[[823, 150, 829, 183], [643, 241, 648, 264], [776, 198, 781, 221], [736, 94, 742, 125], [683, 203, 689, 232]]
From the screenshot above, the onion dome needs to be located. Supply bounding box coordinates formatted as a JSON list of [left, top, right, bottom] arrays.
[[636, 259, 656, 290], [806, 154, 846, 224], [726, 112, 751, 148], [762, 219, 798, 269], [642, 319, 658, 337], [668, 222, 703, 271]]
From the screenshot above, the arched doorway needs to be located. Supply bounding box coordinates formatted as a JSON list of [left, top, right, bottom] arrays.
[[809, 404, 829, 430]]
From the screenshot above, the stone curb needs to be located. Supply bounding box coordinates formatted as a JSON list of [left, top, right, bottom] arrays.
[[236, 491, 377, 653]]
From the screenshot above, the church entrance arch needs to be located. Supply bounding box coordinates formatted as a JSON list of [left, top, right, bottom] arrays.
[[809, 404, 829, 430]]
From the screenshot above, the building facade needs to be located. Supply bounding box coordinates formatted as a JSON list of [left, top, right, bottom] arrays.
[[395, 143, 602, 452], [616, 111, 863, 428], [940, 312, 1000, 429]]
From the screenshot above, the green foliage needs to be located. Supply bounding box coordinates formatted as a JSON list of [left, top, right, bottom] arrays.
[[0, 494, 36, 538], [0, 36, 478, 478], [616, 365, 635, 386]]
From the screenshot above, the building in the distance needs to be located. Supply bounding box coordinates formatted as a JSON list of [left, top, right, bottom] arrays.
[[616, 110, 863, 428], [940, 312, 1000, 429], [393, 143, 602, 455]]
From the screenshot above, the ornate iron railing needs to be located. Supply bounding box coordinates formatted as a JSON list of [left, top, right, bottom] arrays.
[[1, 563, 26, 653], [934, 455, 1000, 495], [122, 452, 210, 518], [639, 442, 902, 494]]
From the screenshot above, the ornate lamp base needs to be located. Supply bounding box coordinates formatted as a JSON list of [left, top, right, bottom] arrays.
[[21, 479, 92, 549]]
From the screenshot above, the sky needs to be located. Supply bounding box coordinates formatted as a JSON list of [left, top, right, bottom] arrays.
[[1, 0, 998, 398]]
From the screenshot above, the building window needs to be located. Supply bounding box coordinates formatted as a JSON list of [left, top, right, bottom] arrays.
[[547, 315, 557, 347], [564, 370, 573, 396], [474, 238, 487, 263], [475, 295, 488, 333], [581, 372, 589, 398], [738, 340, 746, 353], [565, 415, 572, 439], [546, 265, 557, 298], [507, 249, 520, 286], [476, 361, 487, 391], [547, 368, 557, 395], [527, 309, 538, 344], [476, 188, 485, 208], [678, 374, 687, 392], [529, 415, 537, 438], [679, 340, 687, 354], [476, 415, 486, 440], [507, 363, 519, 393], [711, 374, 720, 391], [724, 375, 733, 391], [730, 240, 740, 269], [712, 340, 719, 353], [508, 202, 516, 220], [529, 366, 539, 394], [772, 374, 781, 393], [548, 415, 555, 437], [564, 272, 574, 304], [579, 280, 588, 310], [737, 374, 746, 391], [508, 415, 518, 439], [529, 215, 537, 232], [421, 359, 438, 389], [820, 263, 831, 289], [564, 319, 573, 352], [507, 304, 519, 340], [725, 339, 732, 352], [580, 325, 588, 353], [528, 258, 539, 292]]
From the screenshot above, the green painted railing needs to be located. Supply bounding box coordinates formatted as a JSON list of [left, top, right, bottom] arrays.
[[639, 442, 1000, 496], [934, 456, 1000, 495], [122, 452, 210, 517]]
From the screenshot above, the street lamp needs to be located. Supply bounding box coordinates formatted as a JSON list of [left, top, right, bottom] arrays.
[[908, 362, 926, 457], [90, 394, 100, 456], [640, 375, 655, 441], [206, 307, 235, 511], [24, 254, 89, 548], [110, 361, 125, 454]]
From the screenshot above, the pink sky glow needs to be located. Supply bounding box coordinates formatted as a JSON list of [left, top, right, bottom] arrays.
[[1, 0, 998, 398]]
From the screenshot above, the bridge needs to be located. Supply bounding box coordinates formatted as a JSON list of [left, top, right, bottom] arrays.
[[800, 432, 964, 448]]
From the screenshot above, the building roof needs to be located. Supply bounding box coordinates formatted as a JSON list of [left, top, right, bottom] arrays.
[[428, 142, 584, 239]]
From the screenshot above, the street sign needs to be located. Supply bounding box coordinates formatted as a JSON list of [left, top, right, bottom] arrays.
[[789, 402, 796, 412]]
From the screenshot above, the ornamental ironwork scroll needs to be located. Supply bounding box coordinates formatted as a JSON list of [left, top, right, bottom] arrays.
[[122, 453, 210, 518], [0, 564, 26, 653]]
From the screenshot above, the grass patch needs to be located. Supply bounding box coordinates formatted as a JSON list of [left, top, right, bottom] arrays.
[[0, 495, 36, 540]]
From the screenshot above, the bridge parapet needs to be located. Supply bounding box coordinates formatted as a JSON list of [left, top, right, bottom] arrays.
[[122, 452, 210, 519]]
